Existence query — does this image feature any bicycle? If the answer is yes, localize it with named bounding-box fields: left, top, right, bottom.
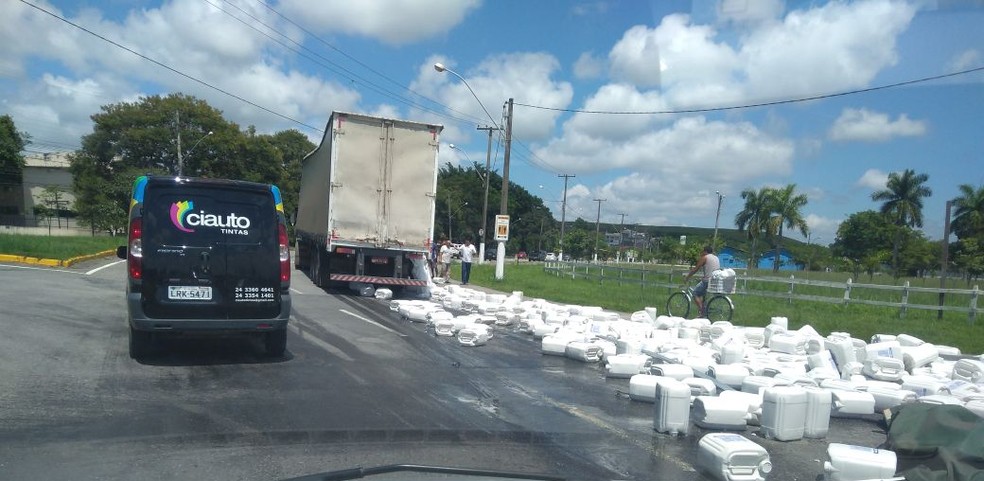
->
left=665, top=280, right=735, bottom=322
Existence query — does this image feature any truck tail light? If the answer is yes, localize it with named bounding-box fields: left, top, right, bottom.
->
left=279, top=223, right=290, bottom=283
left=127, top=218, right=143, bottom=280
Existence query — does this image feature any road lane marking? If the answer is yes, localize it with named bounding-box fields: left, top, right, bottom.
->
left=0, top=264, right=84, bottom=274
left=339, top=308, right=407, bottom=337
left=85, top=259, right=125, bottom=275
left=290, top=287, right=305, bottom=294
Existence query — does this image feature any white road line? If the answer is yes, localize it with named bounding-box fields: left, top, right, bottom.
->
left=290, top=287, right=305, bottom=295
left=85, top=259, right=125, bottom=275
left=0, top=264, right=83, bottom=275
left=339, top=308, right=407, bottom=337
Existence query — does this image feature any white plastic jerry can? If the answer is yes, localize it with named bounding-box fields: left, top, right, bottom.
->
left=565, top=340, right=604, bottom=363
left=760, top=386, right=808, bottom=441
left=629, top=374, right=671, bottom=403
left=651, top=363, right=694, bottom=381
left=901, top=375, right=951, bottom=397
left=867, top=387, right=918, bottom=412
left=697, top=433, right=772, bottom=481
left=862, top=357, right=906, bottom=382
left=901, top=343, right=940, bottom=373
left=742, top=375, right=782, bottom=395
left=653, top=378, right=691, bottom=435
left=693, top=396, right=749, bottom=430
left=684, top=377, right=719, bottom=398
left=803, top=387, right=832, bottom=439
left=710, top=364, right=752, bottom=390
left=823, top=443, right=897, bottom=481
left=952, top=359, right=984, bottom=383
left=605, top=353, right=652, bottom=378
left=829, top=390, right=876, bottom=418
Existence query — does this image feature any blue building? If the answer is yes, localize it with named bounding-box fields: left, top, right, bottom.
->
left=756, top=248, right=800, bottom=271
left=717, top=246, right=748, bottom=269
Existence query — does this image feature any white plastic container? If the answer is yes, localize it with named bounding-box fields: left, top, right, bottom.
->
left=565, top=341, right=604, bottom=362
left=896, top=333, right=925, bottom=346
left=654, top=378, right=691, bottom=435
left=760, top=386, right=808, bottom=441
left=819, top=379, right=859, bottom=392
left=902, top=375, right=951, bottom=397
left=866, top=341, right=903, bottom=361
left=770, top=316, right=788, bottom=329
left=457, top=324, right=492, bottom=346
left=870, top=334, right=897, bottom=343
left=720, top=390, right=765, bottom=414
left=806, top=367, right=840, bottom=382
left=862, top=357, right=905, bottom=381
left=742, top=327, right=766, bottom=349
left=867, top=387, right=917, bottom=411
left=808, top=350, right=838, bottom=371
left=965, top=399, right=984, bottom=418
left=651, top=363, right=694, bottom=381
left=952, top=359, right=984, bottom=383
left=629, top=374, right=671, bottom=403
left=742, top=376, right=782, bottom=395
left=803, top=387, right=832, bottom=439
left=605, top=354, right=652, bottom=378
left=697, top=433, right=772, bottom=481
left=824, top=335, right=858, bottom=369
left=768, top=332, right=807, bottom=355
left=901, top=343, right=939, bottom=372
left=684, top=377, right=718, bottom=398
left=433, top=318, right=457, bottom=337
left=917, top=394, right=964, bottom=405
left=711, top=364, right=752, bottom=390
left=839, top=361, right=865, bottom=379
left=693, top=396, right=749, bottom=431
left=710, top=364, right=751, bottom=389
left=763, top=324, right=786, bottom=347
left=935, top=345, right=962, bottom=356
left=541, top=334, right=573, bottom=356
left=823, top=444, right=897, bottom=481
left=830, top=390, right=876, bottom=417
left=946, top=380, right=984, bottom=401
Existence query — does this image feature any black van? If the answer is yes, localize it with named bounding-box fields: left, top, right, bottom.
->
left=117, top=176, right=292, bottom=358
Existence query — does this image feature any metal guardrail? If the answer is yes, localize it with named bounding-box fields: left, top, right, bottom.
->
left=542, top=260, right=980, bottom=322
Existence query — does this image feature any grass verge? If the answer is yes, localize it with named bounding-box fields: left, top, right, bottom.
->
left=0, top=233, right=122, bottom=260
left=468, top=262, right=984, bottom=355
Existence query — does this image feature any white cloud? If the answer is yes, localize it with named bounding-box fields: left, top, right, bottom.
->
left=829, top=108, right=927, bottom=142
left=803, top=214, right=839, bottom=245
left=857, top=169, right=889, bottom=189
left=410, top=53, right=573, bottom=142
left=573, top=52, right=605, bottom=80
left=562, top=84, right=667, bottom=140
left=948, top=48, right=982, bottom=72
left=718, top=0, right=784, bottom=26
left=278, top=0, right=479, bottom=45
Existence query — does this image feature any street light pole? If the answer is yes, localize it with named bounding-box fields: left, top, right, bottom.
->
left=593, top=198, right=605, bottom=263
left=476, top=125, right=500, bottom=264
left=558, top=174, right=575, bottom=260
left=433, top=63, right=511, bottom=279
left=713, top=191, right=724, bottom=249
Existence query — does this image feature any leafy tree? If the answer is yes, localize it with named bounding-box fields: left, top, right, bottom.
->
left=952, top=183, right=984, bottom=242
left=871, top=169, right=932, bottom=277
left=952, top=238, right=984, bottom=281
left=0, top=115, right=28, bottom=187
left=766, top=184, right=809, bottom=272
left=734, top=186, right=775, bottom=272
left=267, top=129, right=315, bottom=224
left=832, top=210, right=895, bottom=279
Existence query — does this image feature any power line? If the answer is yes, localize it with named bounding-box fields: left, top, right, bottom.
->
left=514, top=66, right=984, bottom=115
left=19, top=0, right=323, bottom=133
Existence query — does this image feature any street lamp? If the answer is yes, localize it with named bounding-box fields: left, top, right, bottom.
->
left=712, top=191, right=724, bottom=249
left=177, top=130, right=213, bottom=177
left=435, top=62, right=512, bottom=280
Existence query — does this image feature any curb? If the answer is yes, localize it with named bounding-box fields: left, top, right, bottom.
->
left=0, top=249, right=116, bottom=268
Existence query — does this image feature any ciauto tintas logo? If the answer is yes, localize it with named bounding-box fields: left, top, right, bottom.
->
left=170, top=200, right=195, bottom=233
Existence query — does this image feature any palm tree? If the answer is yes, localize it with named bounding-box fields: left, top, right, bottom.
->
left=952, top=183, right=984, bottom=241
left=871, top=169, right=932, bottom=277
left=767, top=184, right=809, bottom=272
left=734, top=187, right=775, bottom=271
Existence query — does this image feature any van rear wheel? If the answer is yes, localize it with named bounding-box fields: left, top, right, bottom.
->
left=265, top=329, right=287, bottom=357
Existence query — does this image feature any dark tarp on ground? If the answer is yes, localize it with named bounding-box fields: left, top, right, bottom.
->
left=883, top=403, right=984, bottom=481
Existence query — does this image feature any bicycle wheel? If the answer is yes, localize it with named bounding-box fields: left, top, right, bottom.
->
left=666, top=291, right=691, bottom=318
left=705, top=295, right=734, bottom=323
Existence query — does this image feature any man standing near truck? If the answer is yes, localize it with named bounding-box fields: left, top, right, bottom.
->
left=438, top=239, right=453, bottom=282
left=459, top=237, right=477, bottom=285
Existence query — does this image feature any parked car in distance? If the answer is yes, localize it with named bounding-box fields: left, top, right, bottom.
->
left=517, top=251, right=527, bottom=260
left=527, top=250, right=546, bottom=261
left=544, top=253, right=557, bottom=261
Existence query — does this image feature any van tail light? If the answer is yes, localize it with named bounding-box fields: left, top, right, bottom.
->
left=279, top=223, right=290, bottom=284
left=127, top=218, right=143, bottom=280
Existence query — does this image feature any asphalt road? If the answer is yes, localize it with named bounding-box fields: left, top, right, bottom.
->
left=0, top=258, right=888, bottom=481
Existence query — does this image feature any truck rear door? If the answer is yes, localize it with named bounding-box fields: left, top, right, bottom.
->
left=141, top=181, right=281, bottom=320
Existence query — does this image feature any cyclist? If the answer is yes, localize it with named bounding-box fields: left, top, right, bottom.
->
left=684, top=245, right=720, bottom=317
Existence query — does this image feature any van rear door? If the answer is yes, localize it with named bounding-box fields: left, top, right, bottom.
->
left=141, top=180, right=281, bottom=321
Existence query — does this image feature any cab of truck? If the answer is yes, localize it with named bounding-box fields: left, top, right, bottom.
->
left=117, top=175, right=292, bottom=359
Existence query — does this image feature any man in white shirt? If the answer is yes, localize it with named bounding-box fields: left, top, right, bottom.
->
left=685, top=245, right=721, bottom=317
left=459, top=237, right=478, bottom=285
left=438, top=239, right=453, bottom=281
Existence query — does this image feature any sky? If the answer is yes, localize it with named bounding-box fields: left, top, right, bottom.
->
left=2, top=0, right=983, bottom=246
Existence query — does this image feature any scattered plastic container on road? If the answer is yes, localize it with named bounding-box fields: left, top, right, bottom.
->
left=697, top=433, right=772, bottom=481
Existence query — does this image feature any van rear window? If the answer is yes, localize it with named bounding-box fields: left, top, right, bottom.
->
left=144, top=186, right=277, bottom=246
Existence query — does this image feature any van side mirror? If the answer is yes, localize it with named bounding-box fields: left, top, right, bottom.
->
left=117, top=246, right=127, bottom=259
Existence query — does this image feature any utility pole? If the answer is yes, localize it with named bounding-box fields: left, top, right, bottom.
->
left=713, top=191, right=724, bottom=249
left=939, top=200, right=953, bottom=320
left=175, top=111, right=183, bottom=176
left=476, top=125, right=500, bottom=264
left=558, top=174, right=575, bottom=260
left=617, top=213, right=627, bottom=263
left=593, top=198, right=606, bottom=262
left=495, top=98, right=513, bottom=280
